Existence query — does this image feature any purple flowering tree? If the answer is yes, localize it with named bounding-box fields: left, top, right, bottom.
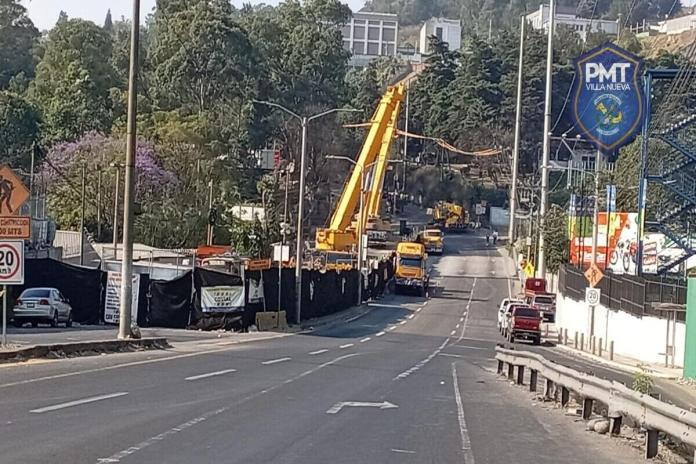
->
left=41, top=132, right=177, bottom=242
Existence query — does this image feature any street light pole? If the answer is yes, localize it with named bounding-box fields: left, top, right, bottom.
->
left=537, top=0, right=556, bottom=277
left=252, top=101, right=359, bottom=325
left=118, top=0, right=140, bottom=340
left=112, top=164, right=120, bottom=259
left=79, top=165, right=86, bottom=266
left=509, top=15, right=525, bottom=244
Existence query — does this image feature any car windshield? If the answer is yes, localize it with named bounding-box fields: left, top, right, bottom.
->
left=21, top=289, right=50, bottom=298
left=534, top=296, right=555, bottom=305
left=424, top=231, right=442, bottom=238
left=400, top=258, right=422, bottom=267
left=514, top=307, right=540, bottom=318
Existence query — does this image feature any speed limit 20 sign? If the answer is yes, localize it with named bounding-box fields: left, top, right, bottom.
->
left=585, top=287, right=601, bottom=306
left=0, top=240, right=24, bottom=285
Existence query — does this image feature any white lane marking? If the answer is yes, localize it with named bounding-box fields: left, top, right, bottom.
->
left=450, top=330, right=456, bottom=336
left=309, top=349, right=329, bottom=355
left=340, top=344, right=354, bottom=349
left=185, top=369, right=236, bottom=381
left=415, top=308, right=422, bottom=313
left=97, top=354, right=361, bottom=463
left=457, top=277, right=477, bottom=343
left=391, top=449, right=416, bottom=454
left=376, top=331, right=386, bottom=337
left=262, top=357, right=291, bottom=365
left=387, top=326, right=397, bottom=332
left=455, top=324, right=460, bottom=329
left=459, top=317, right=465, bottom=322
left=360, top=337, right=371, bottom=343
left=439, top=353, right=465, bottom=358
left=326, top=401, right=398, bottom=414
left=399, top=320, right=407, bottom=325
left=407, top=314, right=415, bottom=320
left=452, top=363, right=475, bottom=463
left=393, top=338, right=450, bottom=380
left=31, top=392, right=129, bottom=414
left=0, top=333, right=293, bottom=389
left=423, top=301, right=429, bottom=306
left=449, top=345, right=488, bottom=351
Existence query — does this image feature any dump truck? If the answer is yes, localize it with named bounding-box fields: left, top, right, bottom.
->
left=433, top=201, right=469, bottom=232
left=416, top=228, right=444, bottom=255
left=394, top=242, right=428, bottom=296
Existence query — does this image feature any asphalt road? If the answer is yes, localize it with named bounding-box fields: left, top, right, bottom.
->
left=0, top=234, right=646, bottom=463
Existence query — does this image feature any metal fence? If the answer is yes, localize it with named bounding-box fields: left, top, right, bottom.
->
left=559, top=264, right=686, bottom=321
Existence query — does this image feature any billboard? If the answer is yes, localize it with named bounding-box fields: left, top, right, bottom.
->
left=571, top=43, right=644, bottom=153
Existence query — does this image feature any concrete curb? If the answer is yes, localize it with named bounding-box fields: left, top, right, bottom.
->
left=554, top=343, right=680, bottom=380
left=0, top=337, right=170, bottom=364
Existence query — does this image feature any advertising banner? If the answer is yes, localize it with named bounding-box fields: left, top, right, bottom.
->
left=571, top=43, right=644, bottom=153
left=104, top=271, right=140, bottom=324
left=201, top=286, right=245, bottom=313
left=569, top=212, right=639, bottom=274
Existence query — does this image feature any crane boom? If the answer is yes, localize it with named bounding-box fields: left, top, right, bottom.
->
left=316, top=84, right=405, bottom=252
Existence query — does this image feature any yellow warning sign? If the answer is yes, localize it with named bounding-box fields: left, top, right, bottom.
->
left=0, top=165, right=30, bottom=216
left=584, top=262, right=604, bottom=287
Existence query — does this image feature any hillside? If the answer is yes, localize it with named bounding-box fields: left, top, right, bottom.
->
left=641, top=29, right=696, bottom=59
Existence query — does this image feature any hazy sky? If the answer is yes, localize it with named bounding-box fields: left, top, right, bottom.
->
left=21, top=0, right=367, bottom=31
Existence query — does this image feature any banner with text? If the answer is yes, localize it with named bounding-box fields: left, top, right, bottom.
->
left=104, top=271, right=140, bottom=324
left=201, top=286, right=245, bottom=313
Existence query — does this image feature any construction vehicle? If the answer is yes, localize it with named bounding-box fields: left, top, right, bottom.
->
left=432, top=201, right=469, bottom=233
left=315, top=84, right=406, bottom=253
left=394, top=242, right=428, bottom=296
left=416, top=228, right=444, bottom=255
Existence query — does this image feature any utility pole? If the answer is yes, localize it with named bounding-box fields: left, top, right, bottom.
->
left=590, top=150, right=601, bottom=338
left=403, top=84, right=410, bottom=192
left=536, top=0, right=555, bottom=277
left=206, top=180, right=214, bottom=246
left=79, top=165, right=86, bottom=266
left=295, top=117, right=308, bottom=326
left=97, top=167, right=102, bottom=241
left=29, top=143, right=36, bottom=218
left=112, top=165, right=120, bottom=258
left=118, top=0, right=140, bottom=340
left=509, top=15, right=525, bottom=243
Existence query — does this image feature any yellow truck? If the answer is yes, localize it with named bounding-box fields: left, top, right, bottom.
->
left=417, top=229, right=444, bottom=255
left=394, top=242, right=429, bottom=296
left=433, top=201, right=469, bottom=232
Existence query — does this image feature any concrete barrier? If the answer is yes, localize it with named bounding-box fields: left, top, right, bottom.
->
left=256, top=311, right=288, bottom=331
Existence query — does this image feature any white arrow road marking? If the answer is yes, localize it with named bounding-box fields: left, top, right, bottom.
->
left=326, top=401, right=398, bottom=414
left=262, top=357, right=291, bottom=365
left=185, top=369, right=236, bottom=381
left=31, top=392, right=129, bottom=414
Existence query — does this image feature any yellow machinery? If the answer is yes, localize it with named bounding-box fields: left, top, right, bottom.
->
left=433, top=201, right=469, bottom=232
left=394, top=242, right=428, bottom=296
left=316, top=84, right=406, bottom=251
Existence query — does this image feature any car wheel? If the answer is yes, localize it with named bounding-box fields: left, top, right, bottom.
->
left=65, top=312, right=73, bottom=328
left=50, top=311, right=59, bottom=328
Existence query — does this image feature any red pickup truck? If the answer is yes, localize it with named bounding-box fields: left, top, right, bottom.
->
left=506, top=306, right=542, bottom=345
left=523, top=277, right=556, bottom=322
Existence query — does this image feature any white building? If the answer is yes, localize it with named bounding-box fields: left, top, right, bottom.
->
left=341, top=11, right=399, bottom=67
left=656, top=13, right=696, bottom=35
left=419, top=17, right=462, bottom=54
left=526, top=5, right=619, bottom=41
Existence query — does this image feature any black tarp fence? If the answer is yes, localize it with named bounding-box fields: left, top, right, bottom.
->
left=12, top=257, right=395, bottom=330
left=148, top=271, right=192, bottom=329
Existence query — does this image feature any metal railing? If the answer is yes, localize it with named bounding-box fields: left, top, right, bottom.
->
left=495, top=347, right=696, bottom=460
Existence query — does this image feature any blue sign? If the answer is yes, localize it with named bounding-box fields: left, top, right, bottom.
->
left=606, top=184, right=616, bottom=212
left=571, top=43, right=644, bottom=153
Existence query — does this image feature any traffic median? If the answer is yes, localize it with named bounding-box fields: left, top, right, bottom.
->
left=0, top=337, right=169, bottom=364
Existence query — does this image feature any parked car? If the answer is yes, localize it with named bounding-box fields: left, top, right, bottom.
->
left=500, top=303, right=530, bottom=337
left=497, top=298, right=523, bottom=333
left=506, top=306, right=542, bottom=345
left=12, top=288, right=73, bottom=328
left=529, top=293, right=556, bottom=322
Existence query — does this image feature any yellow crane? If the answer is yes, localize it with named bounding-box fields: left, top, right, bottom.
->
left=315, top=84, right=406, bottom=251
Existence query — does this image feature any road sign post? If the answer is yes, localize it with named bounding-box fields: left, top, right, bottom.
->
left=0, top=240, right=24, bottom=346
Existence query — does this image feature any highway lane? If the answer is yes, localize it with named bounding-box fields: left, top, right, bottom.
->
left=0, top=234, right=645, bottom=463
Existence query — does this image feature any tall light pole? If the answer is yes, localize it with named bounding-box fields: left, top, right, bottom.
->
left=79, top=165, right=86, bottom=266
left=252, top=101, right=359, bottom=324
left=509, top=15, right=525, bottom=244
left=110, top=162, right=123, bottom=259
left=118, top=0, right=140, bottom=340
left=537, top=0, right=556, bottom=277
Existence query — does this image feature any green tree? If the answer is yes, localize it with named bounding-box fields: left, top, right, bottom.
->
left=0, top=91, right=40, bottom=169
left=29, top=19, right=116, bottom=143
left=0, top=0, right=39, bottom=90
left=541, top=204, right=569, bottom=273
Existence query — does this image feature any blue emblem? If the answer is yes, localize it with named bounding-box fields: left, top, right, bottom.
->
left=571, top=43, right=645, bottom=153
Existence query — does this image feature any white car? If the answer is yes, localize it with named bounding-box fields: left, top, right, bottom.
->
left=498, top=298, right=523, bottom=333
left=12, top=287, right=74, bottom=328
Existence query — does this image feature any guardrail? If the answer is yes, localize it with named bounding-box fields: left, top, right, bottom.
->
left=495, top=346, right=696, bottom=460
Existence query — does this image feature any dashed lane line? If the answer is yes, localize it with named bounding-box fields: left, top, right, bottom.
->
left=31, top=392, right=129, bottom=414
left=261, top=357, right=291, bottom=365
left=340, top=344, right=354, bottom=349
left=309, top=349, right=329, bottom=355
left=185, top=369, right=236, bottom=381
left=360, top=337, right=371, bottom=343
